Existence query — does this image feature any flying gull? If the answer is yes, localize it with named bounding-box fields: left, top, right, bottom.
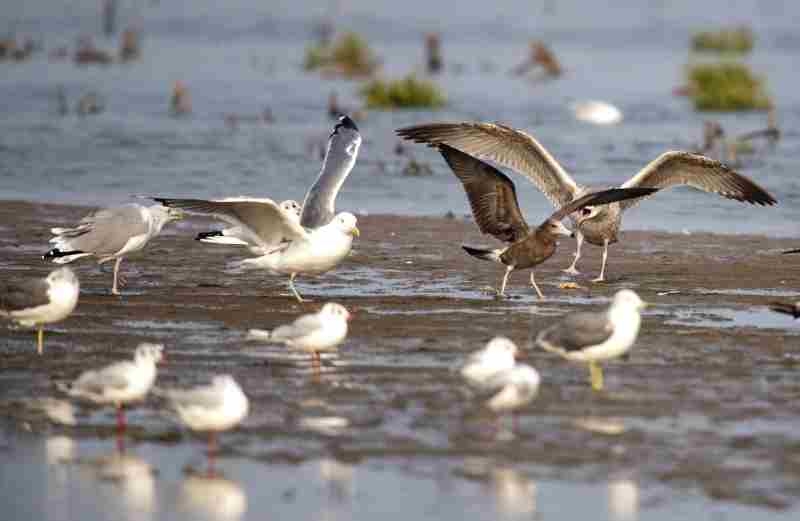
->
left=156, top=375, right=249, bottom=470
left=0, top=267, right=79, bottom=355
left=44, top=203, right=185, bottom=295
left=435, top=145, right=657, bottom=298
left=59, top=343, right=164, bottom=431
left=396, top=121, right=777, bottom=281
left=156, top=116, right=362, bottom=302
left=247, top=302, right=350, bottom=371
left=195, top=199, right=301, bottom=253
left=535, top=289, right=647, bottom=391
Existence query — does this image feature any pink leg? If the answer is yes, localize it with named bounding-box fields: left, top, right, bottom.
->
left=116, top=404, right=126, bottom=432
left=207, top=431, right=218, bottom=476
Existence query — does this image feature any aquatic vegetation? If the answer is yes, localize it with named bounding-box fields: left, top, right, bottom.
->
left=691, top=26, right=754, bottom=54
left=687, top=62, right=772, bottom=111
left=304, top=32, right=379, bottom=78
left=360, top=75, right=446, bottom=109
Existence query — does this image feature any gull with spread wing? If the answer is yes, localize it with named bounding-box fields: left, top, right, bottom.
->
left=397, top=122, right=777, bottom=282
left=433, top=145, right=657, bottom=298
left=156, top=116, right=361, bottom=302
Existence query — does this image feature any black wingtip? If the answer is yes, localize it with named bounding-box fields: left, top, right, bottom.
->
left=769, top=302, right=800, bottom=319
left=42, top=248, right=83, bottom=261
left=782, top=248, right=800, bottom=255
left=196, top=230, right=223, bottom=241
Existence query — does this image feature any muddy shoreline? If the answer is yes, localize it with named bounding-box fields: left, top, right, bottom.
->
left=2, top=199, right=800, bottom=515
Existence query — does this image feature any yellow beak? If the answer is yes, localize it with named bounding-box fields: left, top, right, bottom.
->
left=351, top=227, right=360, bottom=238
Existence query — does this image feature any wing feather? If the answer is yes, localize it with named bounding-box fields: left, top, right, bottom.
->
left=537, top=311, right=614, bottom=353
left=547, top=187, right=659, bottom=222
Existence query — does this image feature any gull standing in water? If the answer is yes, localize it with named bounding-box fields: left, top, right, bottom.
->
left=156, top=375, right=248, bottom=472
left=247, top=302, right=350, bottom=371
left=397, top=122, right=777, bottom=281
left=535, top=289, right=647, bottom=391
left=44, top=203, right=185, bottom=295
left=432, top=145, right=656, bottom=298
left=0, top=267, right=79, bottom=355
left=156, top=116, right=361, bottom=302
left=59, top=343, right=164, bottom=431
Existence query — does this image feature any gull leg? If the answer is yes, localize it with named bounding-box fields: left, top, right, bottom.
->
left=530, top=271, right=545, bottom=300
left=37, top=326, right=44, bottom=355
left=207, top=431, right=217, bottom=476
left=289, top=273, right=305, bottom=303
left=591, top=240, right=609, bottom=283
left=116, top=404, right=126, bottom=433
left=563, top=231, right=583, bottom=275
left=111, top=258, right=123, bottom=295
left=498, top=266, right=513, bottom=297
left=589, top=362, right=604, bottom=391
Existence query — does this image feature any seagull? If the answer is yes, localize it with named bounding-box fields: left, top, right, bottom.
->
left=195, top=199, right=301, bottom=254
left=770, top=301, right=799, bottom=319
left=434, top=145, right=657, bottom=298
left=535, top=289, right=647, bottom=391
left=247, top=302, right=350, bottom=370
left=156, top=375, right=249, bottom=470
left=43, top=203, right=185, bottom=295
left=0, top=267, right=79, bottom=355
left=156, top=115, right=362, bottom=302
left=396, top=121, right=777, bottom=281
left=59, top=343, right=164, bottom=431
left=458, top=336, right=521, bottom=388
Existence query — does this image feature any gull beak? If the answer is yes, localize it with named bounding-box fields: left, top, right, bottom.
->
left=351, top=227, right=360, bottom=238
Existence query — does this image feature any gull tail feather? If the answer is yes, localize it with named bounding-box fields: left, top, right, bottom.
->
left=462, top=244, right=503, bottom=263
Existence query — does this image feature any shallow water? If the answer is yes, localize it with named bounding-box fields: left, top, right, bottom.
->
left=1, top=0, right=800, bottom=236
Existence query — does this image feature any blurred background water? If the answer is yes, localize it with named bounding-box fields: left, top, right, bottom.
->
left=1, top=0, right=798, bottom=236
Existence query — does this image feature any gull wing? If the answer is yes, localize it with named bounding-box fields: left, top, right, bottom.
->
left=546, top=187, right=659, bottom=222
left=154, top=198, right=308, bottom=250
left=537, top=311, right=614, bottom=353
left=73, top=362, right=133, bottom=394
left=162, top=384, right=225, bottom=410
left=619, top=151, right=777, bottom=210
left=439, top=145, right=530, bottom=243
left=300, top=116, right=362, bottom=229
left=51, top=204, right=150, bottom=256
left=0, top=277, right=51, bottom=312
left=396, top=121, right=579, bottom=207
left=270, top=313, right=326, bottom=342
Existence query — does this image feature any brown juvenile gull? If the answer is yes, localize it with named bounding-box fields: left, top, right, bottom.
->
left=44, top=203, right=185, bottom=295
left=396, top=121, right=777, bottom=281
left=0, top=267, right=79, bottom=355
left=435, top=145, right=657, bottom=298
left=156, top=116, right=362, bottom=302
left=535, top=289, right=647, bottom=391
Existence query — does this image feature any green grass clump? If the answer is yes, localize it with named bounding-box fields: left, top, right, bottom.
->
left=691, top=26, right=754, bottom=54
left=360, top=75, right=446, bottom=109
left=688, top=62, right=771, bottom=111
left=304, top=32, right=378, bottom=78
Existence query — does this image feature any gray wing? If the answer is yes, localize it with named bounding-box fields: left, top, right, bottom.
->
left=396, top=121, right=579, bottom=207
left=300, top=116, right=362, bottom=229
left=619, top=151, right=777, bottom=210
left=537, top=311, right=614, bottom=352
left=547, top=187, right=659, bottom=222
left=0, top=277, right=51, bottom=312
left=163, top=385, right=225, bottom=409
left=154, top=198, right=307, bottom=249
left=73, top=363, right=132, bottom=393
left=52, top=204, right=149, bottom=256
left=271, top=313, right=326, bottom=341
left=439, top=145, right=530, bottom=243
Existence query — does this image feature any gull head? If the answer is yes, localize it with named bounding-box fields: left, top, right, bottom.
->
left=134, top=343, right=165, bottom=365
left=320, top=302, right=351, bottom=322
left=279, top=199, right=302, bottom=217
left=484, top=336, right=521, bottom=361
left=543, top=219, right=573, bottom=237
left=150, top=204, right=185, bottom=226
left=611, top=289, right=647, bottom=312
left=333, top=212, right=360, bottom=238
left=48, top=267, right=78, bottom=287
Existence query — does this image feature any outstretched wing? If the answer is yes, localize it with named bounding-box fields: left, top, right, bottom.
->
left=619, top=151, right=777, bottom=210
left=154, top=197, right=308, bottom=250
left=547, top=187, right=659, bottom=222
left=300, top=116, right=362, bottom=229
left=439, top=145, right=530, bottom=243
left=396, top=121, right=579, bottom=207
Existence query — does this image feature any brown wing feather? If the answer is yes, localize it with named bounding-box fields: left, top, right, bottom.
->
left=547, top=188, right=659, bottom=222
left=396, top=122, right=579, bottom=207
left=620, top=151, right=777, bottom=210
left=439, top=145, right=530, bottom=243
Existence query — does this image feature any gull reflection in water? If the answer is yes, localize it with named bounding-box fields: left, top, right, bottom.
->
left=609, top=478, right=639, bottom=521
left=46, top=435, right=76, bottom=465
left=179, top=475, right=247, bottom=521
left=490, top=467, right=537, bottom=517
left=81, top=452, right=156, bottom=520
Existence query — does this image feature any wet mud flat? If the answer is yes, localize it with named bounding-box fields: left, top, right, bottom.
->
left=1, top=200, right=800, bottom=520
